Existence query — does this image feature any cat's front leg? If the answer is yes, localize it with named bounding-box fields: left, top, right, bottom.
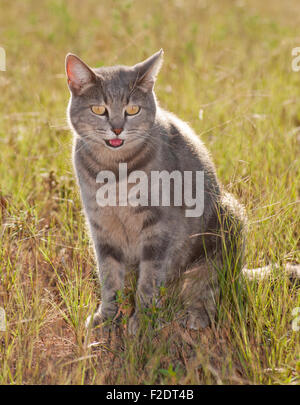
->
left=86, top=241, right=125, bottom=329
left=128, top=239, right=168, bottom=335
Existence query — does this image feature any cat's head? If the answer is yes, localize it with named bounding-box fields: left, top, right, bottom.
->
left=66, top=50, right=163, bottom=151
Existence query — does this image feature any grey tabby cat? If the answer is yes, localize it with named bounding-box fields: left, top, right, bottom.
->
left=65, top=50, right=247, bottom=334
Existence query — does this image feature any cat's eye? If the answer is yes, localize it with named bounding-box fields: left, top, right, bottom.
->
left=91, top=105, right=106, bottom=115
left=125, top=105, right=140, bottom=116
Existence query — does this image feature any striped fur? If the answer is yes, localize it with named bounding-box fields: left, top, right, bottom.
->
left=66, top=51, right=247, bottom=334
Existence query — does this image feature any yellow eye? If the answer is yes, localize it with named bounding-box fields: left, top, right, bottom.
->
left=91, top=105, right=106, bottom=115
left=125, top=105, right=140, bottom=115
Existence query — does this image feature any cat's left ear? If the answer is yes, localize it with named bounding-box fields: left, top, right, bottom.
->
left=65, top=53, right=96, bottom=95
left=133, top=49, right=164, bottom=92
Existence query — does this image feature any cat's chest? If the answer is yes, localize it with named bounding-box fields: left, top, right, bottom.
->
left=91, top=205, right=145, bottom=266
left=100, top=205, right=143, bottom=234
left=74, top=144, right=152, bottom=259
left=79, top=176, right=145, bottom=246
left=80, top=178, right=143, bottom=230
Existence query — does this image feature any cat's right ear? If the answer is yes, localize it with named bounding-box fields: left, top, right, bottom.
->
left=65, top=54, right=96, bottom=95
left=133, top=49, right=164, bottom=92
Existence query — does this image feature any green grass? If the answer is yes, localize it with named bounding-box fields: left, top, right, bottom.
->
left=0, top=0, right=299, bottom=384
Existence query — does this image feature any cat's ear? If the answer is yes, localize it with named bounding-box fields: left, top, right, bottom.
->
left=65, top=53, right=96, bottom=95
left=133, top=49, right=164, bottom=92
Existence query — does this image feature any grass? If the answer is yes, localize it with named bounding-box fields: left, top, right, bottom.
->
left=0, top=0, right=299, bottom=384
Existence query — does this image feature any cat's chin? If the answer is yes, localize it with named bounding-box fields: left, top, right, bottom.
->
left=104, top=139, right=125, bottom=149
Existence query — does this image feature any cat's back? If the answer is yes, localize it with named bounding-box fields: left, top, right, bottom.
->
left=154, top=108, right=220, bottom=191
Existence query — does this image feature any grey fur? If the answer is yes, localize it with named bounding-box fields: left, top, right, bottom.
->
left=66, top=50, right=246, bottom=334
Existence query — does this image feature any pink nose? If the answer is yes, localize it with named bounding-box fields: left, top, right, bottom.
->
left=113, top=128, right=123, bottom=135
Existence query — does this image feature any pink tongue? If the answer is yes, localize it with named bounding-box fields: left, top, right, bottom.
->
left=109, top=139, right=123, bottom=147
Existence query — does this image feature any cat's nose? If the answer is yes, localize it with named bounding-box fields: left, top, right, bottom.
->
left=112, top=128, right=123, bottom=135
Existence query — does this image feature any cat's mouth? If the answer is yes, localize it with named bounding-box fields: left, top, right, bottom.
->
left=105, top=139, right=124, bottom=148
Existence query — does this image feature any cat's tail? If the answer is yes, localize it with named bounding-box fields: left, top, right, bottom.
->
left=242, top=263, right=300, bottom=281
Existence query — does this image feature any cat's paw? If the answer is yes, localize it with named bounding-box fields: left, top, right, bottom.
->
left=127, top=312, right=140, bottom=336
left=85, top=311, right=109, bottom=330
left=181, top=308, right=211, bottom=331
left=85, top=312, right=102, bottom=329
left=85, top=305, right=118, bottom=330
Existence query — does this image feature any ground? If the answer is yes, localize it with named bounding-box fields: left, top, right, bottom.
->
left=0, top=0, right=299, bottom=384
